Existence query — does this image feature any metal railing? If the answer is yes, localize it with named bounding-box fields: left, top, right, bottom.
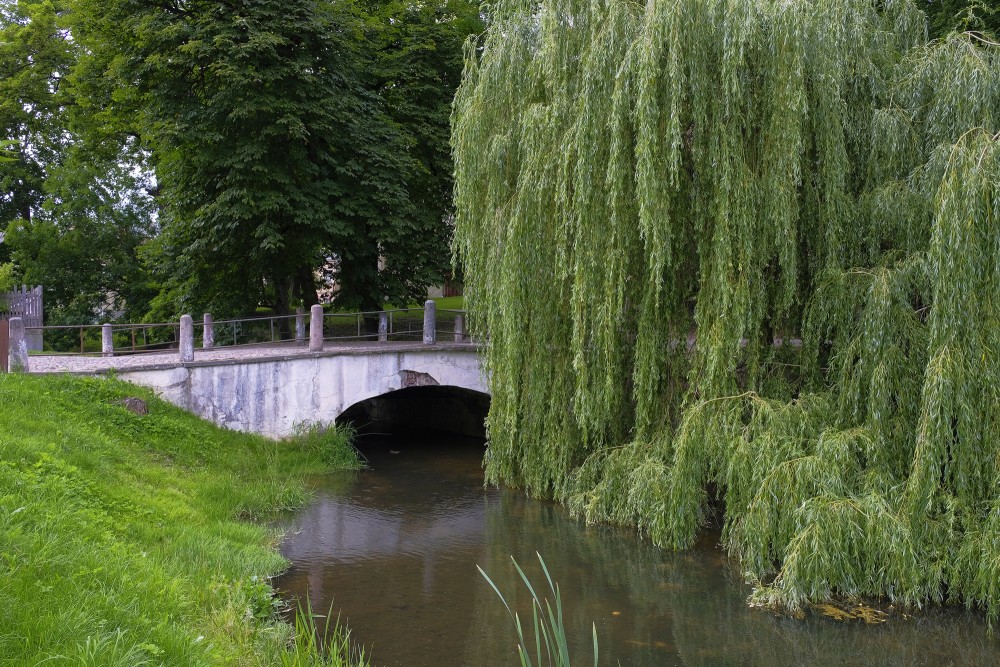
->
left=5, top=302, right=475, bottom=368
left=439, top=309, right=476, bottom=343
left=23, top=322, right=181, bottom=356
left=318, top=307, right=476, bottom=344
left=204, top=313, right=305, bottom=349
left=319, top=308, right=425, bottom=342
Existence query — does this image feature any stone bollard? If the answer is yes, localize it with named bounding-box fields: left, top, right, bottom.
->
left=423, top=300, right=436, bottom=345
left=0, top=320, right=7, bottom=373
left=454, top=313, right=465, bottom=343
left=295, top=307, right=306, bottom=345
left=102, top=324, right=114, bottom=357
left=309, top=304, right=324, bottom=351
left=179, top=314, right=194, bottom=363
left=378, top=311, right=388, bottom=343
left=203, top=313, right=214, bottom=349
left=8, top=317, right=28, bottom=373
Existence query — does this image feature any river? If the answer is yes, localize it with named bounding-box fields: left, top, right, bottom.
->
left=276, top=429, right=1000, bottom=666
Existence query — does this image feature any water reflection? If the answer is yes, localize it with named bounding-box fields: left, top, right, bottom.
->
left=276, top=432, right=1000, bottom=667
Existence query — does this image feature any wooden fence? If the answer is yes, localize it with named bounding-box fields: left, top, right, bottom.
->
left=1, top=285, right=43, bottom=351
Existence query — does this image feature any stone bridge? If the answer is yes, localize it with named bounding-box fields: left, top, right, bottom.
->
left=111, top=344, right=488, bottom=438
left=21, top=341, right=486, bottom=439
left=7, top=304, right=490, bottom=438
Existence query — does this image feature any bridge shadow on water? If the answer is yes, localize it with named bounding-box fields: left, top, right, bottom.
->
left=278, top=387, right=497, bottom=667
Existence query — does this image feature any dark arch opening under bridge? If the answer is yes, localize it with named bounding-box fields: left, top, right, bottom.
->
left=337, top=385, right=490, bottom=440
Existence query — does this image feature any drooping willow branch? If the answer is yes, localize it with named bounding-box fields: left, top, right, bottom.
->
left=453, top=0, right=1000, bottom=621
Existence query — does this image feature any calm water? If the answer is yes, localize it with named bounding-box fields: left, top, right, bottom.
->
left=276, top=430, right=1000, bottom=667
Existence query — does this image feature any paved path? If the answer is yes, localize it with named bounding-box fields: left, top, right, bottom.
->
left=27, top=340, right=480, bottom=374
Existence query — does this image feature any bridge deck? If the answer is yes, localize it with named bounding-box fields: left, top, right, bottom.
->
left=27, top=341, right=480, bottom=375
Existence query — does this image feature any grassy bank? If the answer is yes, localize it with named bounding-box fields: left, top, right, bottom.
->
left=0, top=373, right=366, bottom=666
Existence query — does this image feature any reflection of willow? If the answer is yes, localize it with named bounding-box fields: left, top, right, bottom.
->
left=662, top=557, right=999, bottom=667
left=469, top=489, right=999, bottom=666
left=470, top=489, right=680, bottom=666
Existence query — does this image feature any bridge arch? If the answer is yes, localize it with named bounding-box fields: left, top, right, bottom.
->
left=338, top=385, right=490, bottom=439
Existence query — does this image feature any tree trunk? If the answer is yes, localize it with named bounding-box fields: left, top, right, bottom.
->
left=297, top=264, right=320, bottom=307
left=273, top=273, right=293, bottom=338
left=337, top=235, right=381, bottom=335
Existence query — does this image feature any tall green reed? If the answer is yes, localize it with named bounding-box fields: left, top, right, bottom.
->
left=478, top=553, right=598, bottom=667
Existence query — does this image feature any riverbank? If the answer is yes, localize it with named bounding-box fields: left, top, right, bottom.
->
left=0, top=373, right=367, bottom=665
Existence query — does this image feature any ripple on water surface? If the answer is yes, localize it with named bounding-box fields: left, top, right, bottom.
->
left=276, top=431, right=1000, bottom=667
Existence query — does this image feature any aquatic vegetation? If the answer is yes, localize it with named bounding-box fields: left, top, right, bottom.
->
left=281, top=600, right=370, bottom=667
left=453, top=0, right=1000, bottom=619
left=478, top=553, right=599, bottom=667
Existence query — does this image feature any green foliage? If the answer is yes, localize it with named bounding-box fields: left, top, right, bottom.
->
left=0, top=262, right=15, bottom=293
left=0, top=140, right=16, bottom=164
left=281, top=600, right=370, bottom=667
left=4, top=154, right=158, bottom=323
left=0, top=0, right=72, bottom=231
left=3, top=0, right=480, bottom=322
left=924, top=0, right=1000, bottom=39
left=73, top=0, right=379, bottom=315
left=453, top=0, right=1000, bottom=620
left=0, top=374, right=365, bottom=665
left=69, top=0, right=481, bottom=318
left=478, top=553, right=598, bottom=667
left=359, top=0, right=484, bottom=309
left=0, top=1, right=158, bottom=323
left=292, top=422, right=365, bottom=470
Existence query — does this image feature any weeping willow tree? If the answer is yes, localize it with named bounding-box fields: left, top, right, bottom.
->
left=452, top=0, right=1000, bottom=619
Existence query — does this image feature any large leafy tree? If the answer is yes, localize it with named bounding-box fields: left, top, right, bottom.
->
left=4, top=148, right=158, bottom=323
left=0, top=0, right=73, bottom=240
left=74, top=0, right=477, bottom=318
left=453, top=0, right=1000, bottom=620
left=0, top=1, right=157, bottom=323
left=3, top=0, right=482, bottom=321
left=362, top=0, right=485, bottom=301
left=75, top=0, right=379, bottom=316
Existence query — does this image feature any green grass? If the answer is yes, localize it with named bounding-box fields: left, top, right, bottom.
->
left=321, top=295, right=465, bottom=314
left=0, top=373, right=368, bottom=666
left=431, top=295, right=464, bottom=311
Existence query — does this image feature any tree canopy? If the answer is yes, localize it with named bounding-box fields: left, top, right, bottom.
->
left=452, top=0, right=1000, bottom=619
left=0, top=0, right=156, bottom=323
left=1, top=0, right=483, bottom=321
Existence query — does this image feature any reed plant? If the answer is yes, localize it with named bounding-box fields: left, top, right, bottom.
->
left=478, top=553, right=598, bottom=667
left=281, top=600, right=369, bottom=667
